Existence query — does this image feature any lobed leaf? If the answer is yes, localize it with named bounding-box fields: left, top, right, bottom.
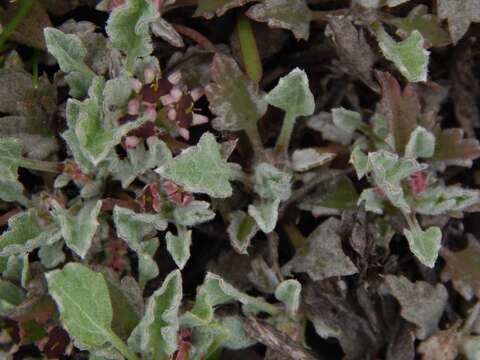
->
left=248, top=198, right=280, bottom=234
left=165, top=228, right=192, bottom=269
left=404, top=226, right=441, bottom=268
left=227, top=211, right=258, bottom=254
left=274, top=279, right=301, bottom=317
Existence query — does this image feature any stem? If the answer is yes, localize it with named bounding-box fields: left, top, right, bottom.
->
left=245, top=125, right=264, bottom=160
left=282, top=223, right=306, bottom=250
left=18, top=158, right=64, bottom=173
left=108, top=330, right=139, bottom=360
left=236, top=14, right=263, bottom=83
left=310, top=9, right=348, bottom=22
left=171, top=23, right=218, bottom=52
left=0, top=0, right=35, bottom=51
left=274, top=112, right=296, bottom=159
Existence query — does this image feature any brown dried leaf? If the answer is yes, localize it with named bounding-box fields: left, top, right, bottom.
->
left=245, top=0, right=312, bottom=41
left=382, top=275, right=448, bottom=340
left=437, top=0, right=480, bottom=44
left=386, top=321, right=416, bottom=360
left=0, top=1, right=51, bottom=49
left=417, top=324, right=460, bottom=360
left=194, top=0, right=256, bottom=19
left=244, top=316, right=317, bottom=360
left=441, top=237, right=480, bottom=300
left=327, top=17, right=378, bottom=91
left=433, top=128, right=480, bottom=169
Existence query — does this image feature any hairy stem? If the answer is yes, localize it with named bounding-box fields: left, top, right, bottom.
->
left=19, top=158, right=64, bottom=173
left=172, top=23, right=218, bottom=52
left=236, top=14, right=263, bottom=83
left=274, top=112, right=296, bottom=159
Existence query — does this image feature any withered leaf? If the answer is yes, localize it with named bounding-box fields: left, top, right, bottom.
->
left=441, top=237, right=480, bottom=300
left=437, top=0, right=480, bottom=44
left=382, top=275, right=448, bottom=340
left=417, top=323, right=460, bottom=360
left=246, top=0, right=312, bottom=41
left=433, top=128, right=480, bottom=169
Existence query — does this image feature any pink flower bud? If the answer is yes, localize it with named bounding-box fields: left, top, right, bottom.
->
left=130, top=78, right=143, bottom=93
left=127, top=99, right=140, bottom=115
left=160, top=94, right=176, bottom=106
left=190, top=87, right=205, bottom=102
left=170, top=87, right=183, bottom=102
left=409, top=171, right=428, bottom=195
left=192, top=113, right=209, bottom=125
left=167, top=108, right=177, bottom=121
left=167, top=71, right=182, bottom=85
left=178, top=128, right=190, bottom=140
left=124, top=136, right=140, bottom=149
left=144, top=106, right=158, bottom=120
left=144, top=67, right=156, bottom=84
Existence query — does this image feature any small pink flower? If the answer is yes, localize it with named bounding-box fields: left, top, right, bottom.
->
left=373, top=187, right=385, bottom=197
left=124, top=136, right=140, bottom=149
left=127, top=99, right=140, bottom=115
left=409, top=171, right=428, bottom=195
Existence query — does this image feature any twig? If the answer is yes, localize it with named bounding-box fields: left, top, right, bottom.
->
left=171, top=23, right=218, bottom=53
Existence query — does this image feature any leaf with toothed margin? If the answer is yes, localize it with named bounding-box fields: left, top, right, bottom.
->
left=412, top=186, right=480, bottom=216
left=46, top=264, right=116, bottom=350
left=128, top=270, right=182, bottom=360
left=106, top=0, right=159, bottom=63
left=376, top=27, right=430, bottom=83
left=404, top=226, right=441, bottom=268
left=0, top=138, right=28, bottom=205
left=275, top=280, right=301, bottom=317
left=248, top=198, right=280, bottom=234
left=246, top=0, right=312, bottom=41
left=433, top=128, right=480, bottom=169
left=51, top=200, right=102, bottom=259
left=166, top=227, right=192, bottom=269
left=358, top=188, right=385, bottom=214
left=227, top=210, right=258, bottom=255
left=253, top=162, right=292, bottom=201
left=207, top=53, right=268, bottom=132
left=172, top=200, right=216, bottom=227
left=157, top=132, right=237, bottom=198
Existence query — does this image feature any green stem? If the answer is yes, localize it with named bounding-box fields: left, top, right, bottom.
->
left=108, top=330, right=139, bottom=360
left=0, top=0, right=35, bottom=51
left=274, top=112, right=296, bottom=159
left=236, top=14, right=263, bottom=83
left=245, top=125, right=264, bottom=160
left=18, top=158, right=63, bottom=173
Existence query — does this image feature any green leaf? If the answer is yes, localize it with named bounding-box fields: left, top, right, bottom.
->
left=157, top=132, right=236, bottom=198
left=405, top=126, right=435, bottom=159
left=248, top=198, right=280, bottom=234
left=275, top=279, right=301, bottom=317
left=172, top=200, right=216, bottom=227
left=106, top=0, right=159, bottom=64
left=253, top=163, right=292, bottom=201
left=358, top=188, right=384, bottom=214
left=245, top=0, right=312, bottom=41
left=194, top=0, right=256, bottom=19
left=404, top=226, right=441, bottom=268
left=438, top=0, right=480, bottom=44
left=113, top=207, right=167, bottom=288
left=299, top=176, right=359, bottom=216
left=266, top=68, right=315, bottom=119
left=350, top=146, right=370, bottom=179
left=44, top=28, right=95, bottom=97
left=103, top=73, right=133, bottom=112
left=376, top=27, right=429, bottom=82
left=207, top=53, right=267, bottom=132
left=391, top=5, right=451, bottom=47
left=165, top=227, right=192, bottom=269
left=110, top=137, right=172, bottom=188
left=219, top=316, right=256, bottom=350
left=291, top=148, right=335, bottom=172
left=51, top=200, right=102, bottom=258
left=413, top=186, right=479, bottom=216
left=0, top=137, right=27, bottom=204
left=38, top=241, right=65, bottom=269
left=0, top=279, right=25, bottom=315
left=128, top=270, right=182, bottom=360
left=368, top=150, right=426, bottom=212
left=332, top=107, right=365, bottom=137
left=46, top=264, right=136, bottom=360
left=282, top=218, right=358, bottom=281
left=227, top=211, right=258, bottom=254
left=0, top=209, right=59, bottom=257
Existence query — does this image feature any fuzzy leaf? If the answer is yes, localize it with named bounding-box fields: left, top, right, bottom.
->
left=194, top=0, right=256, bottom=19
left=391, top=5, right=451, bottom=47
left=404, top=226, right=441, bottom=268
left=350, top=146, right=370, bottom=179
left=0, top=279, right=25, bottom=315
left=52, top=201, right=102, bottom=258
left=382, top=275, right=448, bottom=339
left=128, top=270, right=182, bottom=360
left=282, top=218, right=358, bottom=281
left=39, top=241, right=66, bottom=269
left=433, top=128, right=480, bottom=168
left=413, top=186, right=479, bottom=216
left=227, top=211, right=258, bottom=254
left=376, top=27, right=429, bottom=82
left=103, top=73, right=133, bottom=112
left=275, top=279, right=301, bottom=317
left=0, top=210, right=59, bottom=257
left=219, top=316, right=256, bottom=350
left=166, top=228, right=192, bottom=269
left=110, top=137, right=172, bottom=188
left=368, top=150, right=426, bottom=212
left=46, top=264, right=116, bottom=349
left=266, top=68, right=315, bottom=119
left=44, top=28, right=94, bottom=97
left=358, top=188, right=384, bottom=214
left=157, top=132, right=236, bottom=198
left=0, top=138, right=27, bottom=204
left=106, top=0, right=159, bottom=62
left=291, top=148, right=335, bottom=172
left=246, top=0, right=312, bottom=41
left=151, top=17, right=184, bottom=47
left=173, top=201, right=216, bottom=227
left=253, top=163, right=292, bottom=201
left=437, top=0, right=480, bottom=44
left=207, top=54, right=267, bottom=132
left=405, top=126, right=435, bottom=158
left=332, top=107, right=364, bottom=136
left=248, top=198, right=280, bottom=234
left=300, top=176, right=359, bottom=216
